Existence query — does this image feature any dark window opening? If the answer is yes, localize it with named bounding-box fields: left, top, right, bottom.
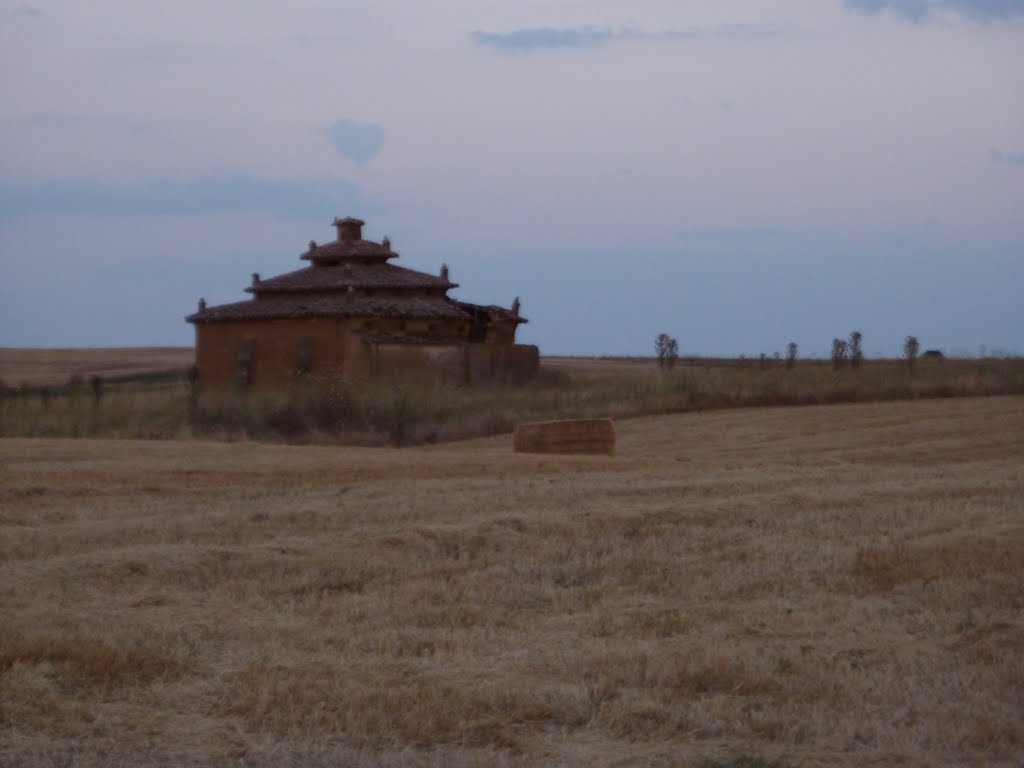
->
left=237, top=338, right=254, bottom=389
left=296, top=337, right=313, bottom=377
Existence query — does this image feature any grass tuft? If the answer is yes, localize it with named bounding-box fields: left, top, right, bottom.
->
left=0, top=629, right=187, bottom=690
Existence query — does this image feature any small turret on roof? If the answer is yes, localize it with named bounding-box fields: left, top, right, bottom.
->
left=302, top=217, right=396, bottom=266
left=333, top=216, right=365, bottom=242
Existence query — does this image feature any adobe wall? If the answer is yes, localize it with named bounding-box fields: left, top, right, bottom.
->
left=505, top=344, right=540, bottom=384
left=486, top=323, right=517, bottom=346
left=464, top=344, right=496, bottom=383
left=463, top=343, right=539, bottom=384
left=195, top=318, right=361, bottom=391
left=195, top=320, right=538, bottom=391
left=374, top=343, right=464, bottom=384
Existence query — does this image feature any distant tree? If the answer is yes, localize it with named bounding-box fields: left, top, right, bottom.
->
left=786, top=342, right=798, bottom=370
left=831, top=338, right=849, bottom=370
left=655, top=333, right=679, bottom=371
left=904, top=335, right=920, bottom=370
left=849, top=331, right=864, bottom=369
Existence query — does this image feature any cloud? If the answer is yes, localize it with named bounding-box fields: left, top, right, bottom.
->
left=843, top=0, right=1024, bottom=22
left=989, top=148, right=1024, bottom=166
left=472, top=27, right=616, bottom=50
left=471, top=24, right=781, bottom=51
left=710, top=24, right=785, bottom=41
left=0, top=176, right=367, bottom=218
left=0, top=4, right=41, bottom=18
left=844, top=0, right=930, bottom=21
left=324, top=120, right=386, bottom=167
left=19, top=112, right=154, bottom=137
left=22, top=113, right=86, bottom=129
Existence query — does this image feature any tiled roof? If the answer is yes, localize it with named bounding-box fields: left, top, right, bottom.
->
left=249, top=263, right=455, bottom=294
left=453, top=301, right=528, bottom=324
left=301, top=238, right=395, bottom=263
left=187, top=217, right=526, bottom=330
left=187, top=295, right=470, bottom=324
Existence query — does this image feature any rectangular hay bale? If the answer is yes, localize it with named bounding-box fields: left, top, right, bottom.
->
left=513, top=418, right=615, bottom=456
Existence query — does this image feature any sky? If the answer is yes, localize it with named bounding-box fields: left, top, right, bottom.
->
left=0, top=0, right=1021, bottom=357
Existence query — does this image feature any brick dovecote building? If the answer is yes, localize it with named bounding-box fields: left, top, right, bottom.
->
left=186, top=217, right=538, bottom=390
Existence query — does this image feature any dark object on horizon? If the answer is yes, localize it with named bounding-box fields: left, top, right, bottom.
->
left=655, top=333, right=679, bottom=371
left=904, top=336, right=920, bottom=370
left=786, top=342, right=798, bottom=370
left=831, top=338, right=849, bottom=370
left=922, top=349, right=944, bottom=361
left=850, top=331, right=864, bottom=369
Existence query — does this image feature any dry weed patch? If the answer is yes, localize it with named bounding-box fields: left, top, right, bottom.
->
left=855, top=533, right=1024, bottom=592
left=1, top=396, right=1022, bottom=766
left=0, top=628, right=188, bottom=691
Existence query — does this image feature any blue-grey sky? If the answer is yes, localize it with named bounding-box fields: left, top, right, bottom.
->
left=1, top=1, right=1021, bottom=357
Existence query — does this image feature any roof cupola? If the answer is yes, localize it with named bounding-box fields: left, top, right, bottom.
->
left=333, top=216, right=364, bottom=242
left=299, top=217, right=397, bottom=266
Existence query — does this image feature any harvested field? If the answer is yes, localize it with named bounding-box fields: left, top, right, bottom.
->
left=1, top=396, right=1022, bottom=766
left=0, top=347, right=194, bottom=386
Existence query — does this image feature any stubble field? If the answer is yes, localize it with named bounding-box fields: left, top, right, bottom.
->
left=0, top=347, right=194, bottom=387
left=1, top=396, right=1022, bottom=766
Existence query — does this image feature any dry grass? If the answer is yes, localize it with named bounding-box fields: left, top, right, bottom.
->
left=3, top=349, right=1023, bottom=446
left=2, top=396, right=1022, bottom=766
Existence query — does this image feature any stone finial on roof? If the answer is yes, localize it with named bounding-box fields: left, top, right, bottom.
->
left=309, top=240, right=317, bottom=252
left=198, top=298, right=207, bottom=312
left=512, top=296, right=520, bottom=317
left=251, top=272, right=260, bottom=287
left=382, top=236, right=391, bottom=250
left=440, top=263, right=449, bottom=282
